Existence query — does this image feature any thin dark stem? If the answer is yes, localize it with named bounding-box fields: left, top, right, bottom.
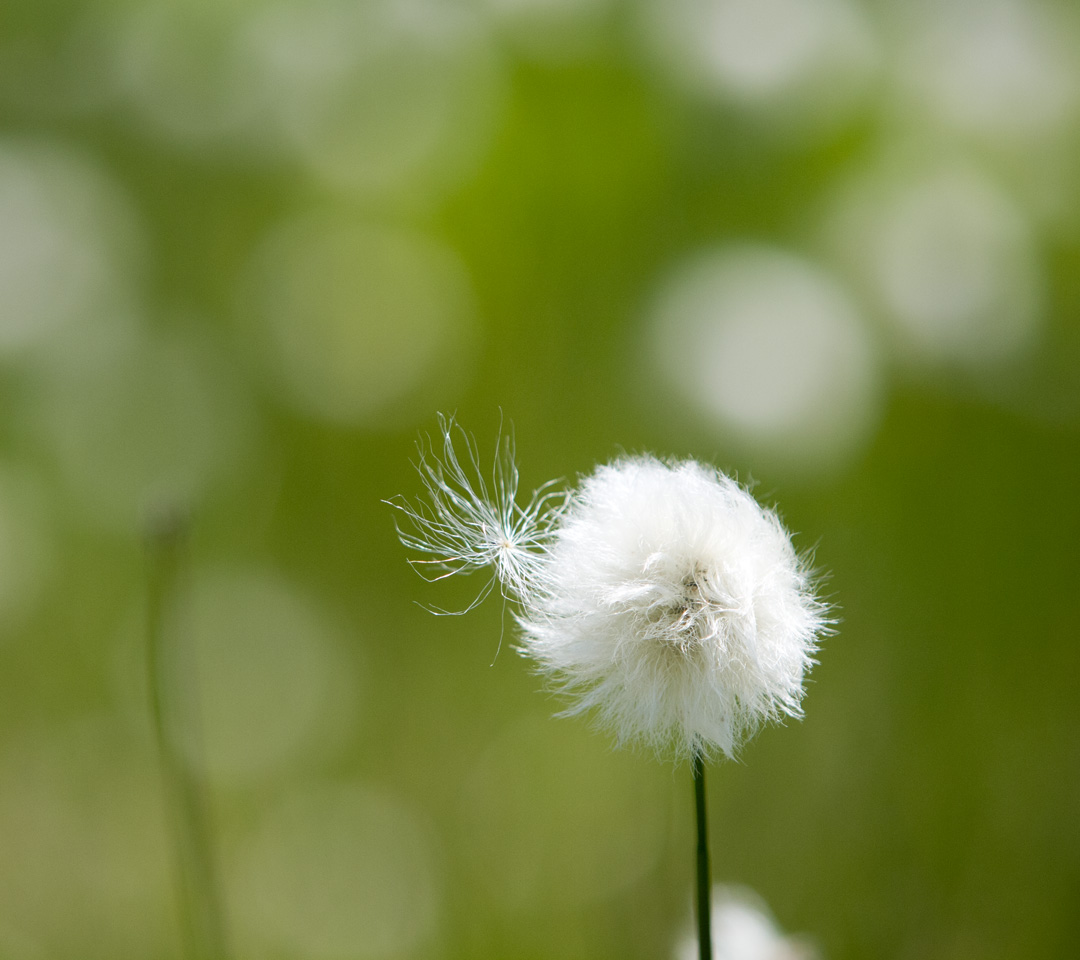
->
left=692, top=751, right=712, bottom=960
left=146, top=509, right=228, bottom=960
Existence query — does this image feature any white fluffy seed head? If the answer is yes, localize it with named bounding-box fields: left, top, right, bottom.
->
left=518, top=457, right=827, bottom=761
left=390, top=421, right=828, bottom=760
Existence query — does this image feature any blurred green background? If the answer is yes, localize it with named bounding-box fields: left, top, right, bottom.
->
left=1, top=0, right=1079, bottom=957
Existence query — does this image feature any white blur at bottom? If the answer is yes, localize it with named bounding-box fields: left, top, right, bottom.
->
left=676, top=886, right=819, bottom=960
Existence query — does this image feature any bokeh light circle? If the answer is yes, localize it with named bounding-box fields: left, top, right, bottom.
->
left=162, top=566, right=355, bottom=786
left=36, top=327, right=253, bottom=531
left=639, top=0, right=879, bottom=130
left=111, top=0, right=502, bottom=199
left=824, top=159, right=1044, bottom=371
left=242, top=0, right=502, bottom=196
left=481, top=0, right=616, bottom=61
left=894, top=0, right=1080, bottom=148
left=0, top=138, right=140, bottom=360
left=112, top=1, right=262, bottom=147
left=648, top=244, right=881, bottom=469
left=230, top=782, right=439, bottom=960
left=242, top=214, right=477, bottom=427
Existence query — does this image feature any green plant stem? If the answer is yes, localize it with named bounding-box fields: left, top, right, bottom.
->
left=692, top=751, right=712, bottom=960
left=146, top=511, right=228, bottom=960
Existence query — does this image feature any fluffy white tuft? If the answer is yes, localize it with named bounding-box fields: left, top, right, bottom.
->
left=390, top=422, right=828, bottom=760
left=519, top=457, right=826, bottom=760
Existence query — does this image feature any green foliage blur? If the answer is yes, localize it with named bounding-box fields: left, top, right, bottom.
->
left=1, top=0, right=1079, bottom=958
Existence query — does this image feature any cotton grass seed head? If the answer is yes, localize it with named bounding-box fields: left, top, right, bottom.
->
left=389, top=418, right=828, bottom=760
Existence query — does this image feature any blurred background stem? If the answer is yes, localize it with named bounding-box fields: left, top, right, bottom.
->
left=146, top=510, right=229, bottom=960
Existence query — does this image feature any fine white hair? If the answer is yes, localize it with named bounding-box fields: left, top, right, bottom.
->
left=390, top=421, right=828, bottom=760
left=385, top=415, right=567, bottom=613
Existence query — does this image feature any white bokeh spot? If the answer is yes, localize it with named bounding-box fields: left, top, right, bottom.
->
left=162, top=566, right=355, bottom=786
left=649, top=245, right=881, bottom=468
left=826, top=159, right=1045, bottom=370
left=895, top=0, right=1080, bottom=147
left=230, top=782, right=439, bottom=960
left=36, top=327, right=252, bottom=531
left=0, top=139, right=140, bottom=361
left=243, top=215, right=477, bottom=427
left=640, top=0, right=879, bottom=129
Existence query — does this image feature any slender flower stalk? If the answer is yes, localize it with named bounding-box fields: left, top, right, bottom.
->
left=692, top=753, right=712, bottom=960
left=145, top=509, right=228, bottom=960
left=389, top=417, right=829, bottom=960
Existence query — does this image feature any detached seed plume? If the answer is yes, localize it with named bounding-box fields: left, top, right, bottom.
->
left=388, top=416, right=828, bottom=761
left=386, top=415, right=567, bottom=613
